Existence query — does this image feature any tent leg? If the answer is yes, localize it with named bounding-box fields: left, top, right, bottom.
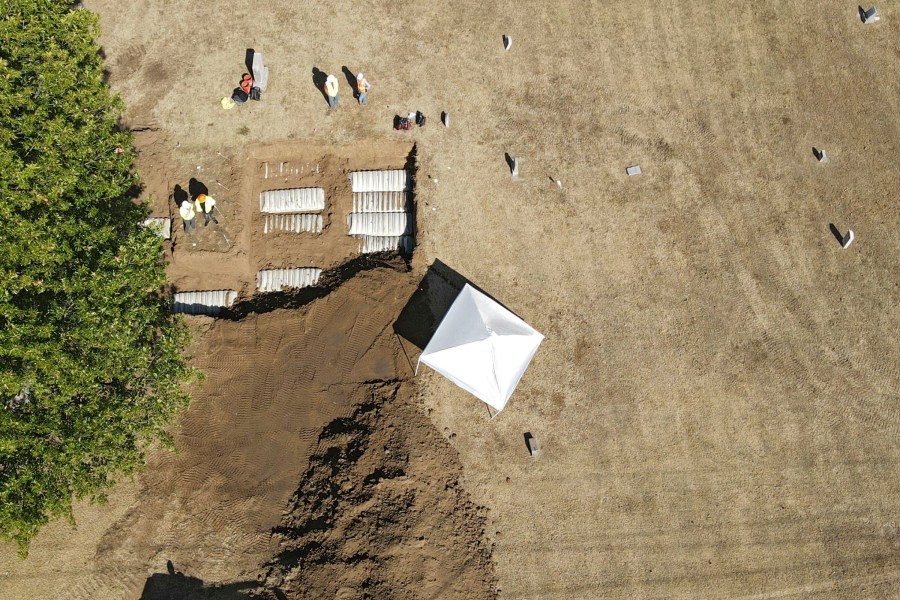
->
left=395, top=333, right=416, bottom=376
left=486, top=404, right=498, bottom=419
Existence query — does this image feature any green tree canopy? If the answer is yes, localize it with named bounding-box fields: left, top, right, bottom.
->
left=0, top=0, right=191, bottom=554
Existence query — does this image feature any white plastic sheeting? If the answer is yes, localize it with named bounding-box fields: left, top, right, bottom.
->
left=417, top=284, right=543, bottom=412
left=257, top=268, right=322, bottom=292
left=259, top=188, right=325, bottom=213
left=263, top=213, right=323, bottom=234
left=359, top=235, right=414, bottom=254
left=142, top=217, right=171, bottom=239
left=252, top=51, right=269, bottom=90
left=348, top=169, right=414, bottom=254
left=350, top=170, right=409, bottom=192
left=348, top=212, right=412, bottom=236
left=172, top=290, right=238, bottom=316
left=351, top=191, right=408, bottom=213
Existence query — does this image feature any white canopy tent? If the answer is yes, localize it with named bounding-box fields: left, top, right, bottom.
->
left=417, top=284, right=544, bottom=412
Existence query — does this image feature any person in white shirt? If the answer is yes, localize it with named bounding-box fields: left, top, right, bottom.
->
left=179, top=200, right=196, bottom=234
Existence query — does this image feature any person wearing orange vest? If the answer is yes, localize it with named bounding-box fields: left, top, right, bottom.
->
left=356, top=73, right=370, bottom=105
left=194, top=193, right=219, bottom=226
left=179, top=199, right=196, bottom=235
left=325, top=74, right=339, bottom=109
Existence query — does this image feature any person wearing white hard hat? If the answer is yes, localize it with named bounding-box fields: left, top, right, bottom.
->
left=356, top=73, right=370, bottom=105
left=324, top=74, right=339, bottom=109
left=179, top=200, right=196, bottom=235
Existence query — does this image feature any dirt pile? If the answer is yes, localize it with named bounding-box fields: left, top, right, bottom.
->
left=259, top=383, right=497, bottom=600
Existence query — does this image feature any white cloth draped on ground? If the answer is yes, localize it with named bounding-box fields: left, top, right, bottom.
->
left=417, top=284, right=543, bottom=412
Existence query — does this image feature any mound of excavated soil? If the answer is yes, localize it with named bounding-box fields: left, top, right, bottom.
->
left=259, top=383, right=496, bottom=600
left=0, top=259, right=498, bottom=600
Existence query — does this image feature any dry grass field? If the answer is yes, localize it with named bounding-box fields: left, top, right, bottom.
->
left=0, top=1, right=898, bottom=598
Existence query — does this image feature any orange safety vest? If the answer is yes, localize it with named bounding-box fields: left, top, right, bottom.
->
left=240, top=73, right=253, bottom=94
left=325, top=79, right=338, bottom=97
left=357, top=79, right=368, bottom=94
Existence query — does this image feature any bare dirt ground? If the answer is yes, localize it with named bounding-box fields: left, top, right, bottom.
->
left=156, top=139, right=414, bottom=295
left=1, top=1, right=899, bottom=599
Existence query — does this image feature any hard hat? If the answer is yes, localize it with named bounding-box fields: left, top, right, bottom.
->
left=357, top=73, right=364, bottom=79
left=327, top=74, right=336, bottom=83
left=197, top=194, right=206, bottom=202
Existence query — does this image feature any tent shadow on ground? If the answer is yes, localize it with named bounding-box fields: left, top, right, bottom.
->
left=140, top=562, right=257, bottom=600
left=393, top=259, right=522, bottom=351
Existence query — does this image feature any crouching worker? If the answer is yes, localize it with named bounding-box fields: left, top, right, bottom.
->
left=194, top=193, right=219, bottom=226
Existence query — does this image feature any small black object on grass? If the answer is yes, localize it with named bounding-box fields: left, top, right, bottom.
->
left=524, top=432, right=539, bottom=457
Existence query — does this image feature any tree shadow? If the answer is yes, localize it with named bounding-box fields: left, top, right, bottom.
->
left=341, top=66, right=359, bottom=99
left=828, top=223, right=845, bottom=245
left=311, top=67, right=329, bottom=104
left=188, top=177, right=209, bottom=200
left=140, top=561, right=257, bottom=600
left=393, top=259, right=522, bottom=350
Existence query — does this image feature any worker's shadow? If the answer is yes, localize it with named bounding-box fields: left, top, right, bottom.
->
left=311, top=67, right=330, bottom=105
left=188, top=178, right=209, bottom=200
left=341, top=66, right=359, bottom=100
left=394, top=259, right=521, bottom=350
left=172, top=184, right=189, bottom=209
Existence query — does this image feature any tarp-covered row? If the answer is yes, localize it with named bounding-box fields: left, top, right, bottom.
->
left=264, top=213, right=323, bottom=234
left=172, top=290, right=238, bottom=316
left=348, top=212, right=412, bottom=236
left=350, top=169, right=409, bottom=193
left=259, top=188, right=325, bottom=213
left=257, top=268, right=322, bottom=292
left=351, top=191, right=408, bottom=213
left=359, top=235, right=414, bottom=254
left=348, top=169, right=413, bottom=254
